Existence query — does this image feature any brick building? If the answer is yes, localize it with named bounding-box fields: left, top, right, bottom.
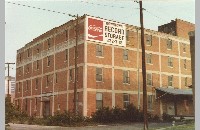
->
left=15, top=15, right=194, bottom=117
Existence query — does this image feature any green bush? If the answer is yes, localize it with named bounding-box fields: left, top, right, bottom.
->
left=91, top=104, right=144, bottom=123
left=162, top=113, right=174, bottom=122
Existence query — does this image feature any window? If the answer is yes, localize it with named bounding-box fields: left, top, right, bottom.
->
left=146, top=35, right=152, bottom=46
left=46, top=75, right=50, bottom=86
left=96, top=68, right=103, bottom=81
left=55, top=73, right=58, bottom=83
left=57, top=104, right=61, bottom=110
left=126, top=30, right=129, bottom=41
left=19, top=53, right=22, bottom=62
left=168, top=57, right=173, bottom=67
left=96, top=93, right=103, bottom=110
left=123, top=70, right=130, bottom=84
left=27, top=65, right=29, bottom=73
left=35, top=78, right=38, bottom=90
left=17, top=99, right=20, bottom=109
left=184, top=59, right=187, bottom=69
left=17, top=83, right=20, bottom=92
left=167, top=39, right=172, bottom=49
left=65, top=30, right=68, bottom=41
left=47, top=38, right=51, bottom=49
left=168, top=75, right=173, bottom=87
left=74, top=48, right=79, bottom=59
left=183, top=43, right=186, bottom=53
left=123, top=94, right=130, bottom=108
left=35, top=97, right=37, bottom=110
left=96, top=45, right=103, bottom=56
left=148, top=95, right=153, bottom=110
left=36, top=44, right=40, bottom=53
left=47, top=56, right=51, bottom=66
left=146, top=53, right=152, bottom=64
left=70, top=69, right=73, bottom=81
left=123, top=49, right=128, bottom=60
left=185, top=77, right=187, bottom=87
left=25, top=98, right=28, bottom=111
left=19, top=67, right=22, bottom=75
left=65, top=49, right=68, bottom=61
left=27, top=48, right=30, bottom=57
left=26, top=80, right=28, bottom=91
left=147, top=73, right=152, bottom=86
left=36, top=60, right=39, bottom=69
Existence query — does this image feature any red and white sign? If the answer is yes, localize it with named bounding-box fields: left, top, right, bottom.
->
left=86, top=16, right=126, bottom=47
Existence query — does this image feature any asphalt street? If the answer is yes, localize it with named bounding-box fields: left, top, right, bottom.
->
left=6, top=123, right=173, bottom=130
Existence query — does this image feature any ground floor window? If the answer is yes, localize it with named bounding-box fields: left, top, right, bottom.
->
left=96, top=93, right=103, bottom=110
left=148, top=95, right=153, bottom=110
left=123, top=93, right=130, bottom=108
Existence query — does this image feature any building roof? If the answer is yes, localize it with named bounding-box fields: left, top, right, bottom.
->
left=155, top=87, right=193, bottom=95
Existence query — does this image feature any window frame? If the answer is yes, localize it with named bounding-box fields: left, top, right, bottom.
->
left=123, top=70, right=130, bottom=84
left=147, top=73, right=152, bottom=86
left=123, top=49, right=128, bottom=60
left=46, top=75, right=50, bottom=87
left=96, top=93, right=103, bottom=110
left=147, top=95, right=153, bottom=110
left=167, top=39, right=172, bottom=50
left=168, top=75, right=173, bottom=87
left=47, top=56, right=51, bottom=67
left=185, top=77, right=187, bottom=87
left=183, top=43, right=186, bottom=53
left=146, top=34, right=152, bottom=46
left=35, top=78, right=38, bottom=90
left=96, top=45, right=103, bottom=57
left=184, top=59, right=187, bottom=69
left=146, top=53, right=152, bottom=64
left=168, top=57, right=173, bottom=67
left=96, top=68, right=103, bottom=82
left=123, top=93, right=130, bottom=108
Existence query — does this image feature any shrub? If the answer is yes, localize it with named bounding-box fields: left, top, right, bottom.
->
left=162, top=113, right=174, bottom=122
left=91, top=104, right=144, bottom=123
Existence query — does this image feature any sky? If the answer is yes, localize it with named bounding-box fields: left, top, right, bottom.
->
left=5, top=0, right=195, bottom=77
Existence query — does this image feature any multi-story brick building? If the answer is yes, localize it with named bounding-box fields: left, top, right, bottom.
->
left=15, top=15, right=194, bottom=117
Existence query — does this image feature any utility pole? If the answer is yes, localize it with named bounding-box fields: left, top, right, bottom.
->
left=5, top=62, right=15, bottom=102
left=69, top=14, right=79, bottom=114
left=139, top=1, right=148, bottom=130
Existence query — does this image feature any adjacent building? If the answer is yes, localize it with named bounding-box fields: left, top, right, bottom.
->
left=15, top=15, right=194, bottom=117
left=5, top=76, right=16, bottom=102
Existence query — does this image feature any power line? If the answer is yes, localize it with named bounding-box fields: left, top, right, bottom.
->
left=80, top=1, right=125, bottom=8
left=7, top=1, right=71, bottom=16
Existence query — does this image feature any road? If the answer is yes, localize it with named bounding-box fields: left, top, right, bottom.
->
left=6, top=122, right=173, bottom=130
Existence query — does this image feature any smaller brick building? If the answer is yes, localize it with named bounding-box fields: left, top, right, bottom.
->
left=158, top=19, right=195, bottom=39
